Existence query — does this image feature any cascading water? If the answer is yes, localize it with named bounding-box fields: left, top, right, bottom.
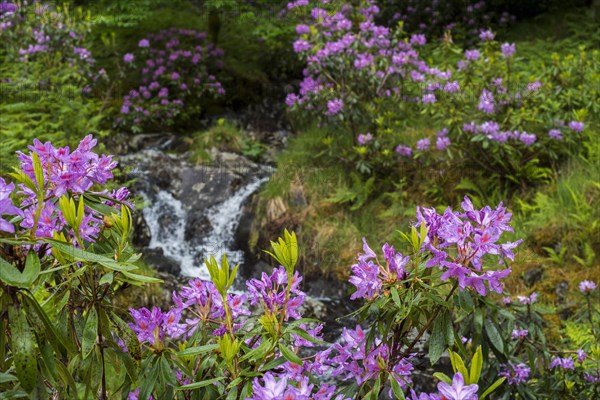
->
left=120, top=146, right=269, bottom=280
left=142, top=177, right=268, bottom=279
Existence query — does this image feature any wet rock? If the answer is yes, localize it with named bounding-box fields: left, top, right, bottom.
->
left=184, top=214, right=212, bottom=243
left=141, top=247, right=181, bottom=275
left=523, top=267, right=544, bottom=287
left=298, top=297, right=328, bottom=320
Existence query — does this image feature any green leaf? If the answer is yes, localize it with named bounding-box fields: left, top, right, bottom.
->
left=470, top=346, right=483, bottom=384
left=433, top=372, right=452, bottom=385
left=46, top=240, right=137, bottom=271
left=22, top=293, right=71, bottom=353
left=0, top=257, right=31, bottom=288
left=22, top=252, right=41, bottom=286
left=177, top=377, right=225, bottom=390
left=484, top=319, right=504, bottom=353
left=259, top=356, right=286, bottom=372
left=139, top=361, right=160, bottom=400
left=98, top=272, right=114, bottom=286
left=82, top=308, right=98, bottom=359
left=390, top=376, right=406, bottom=399
left=31, top=152, right=45, bottom=193
left=278, top=343, right=302, bottom=366
left=121, top=271, right=162, bottom=283
left=480, top=377, right=506, bottom=399
left=449, top=351, right=470, bottom=384
left=8, top=305, right=37, bottom=392
left=176, top=344, right=219, bottom=357
left=0, top=372, right=18, bottom=384
left=429, top=316, right=446, bottom=364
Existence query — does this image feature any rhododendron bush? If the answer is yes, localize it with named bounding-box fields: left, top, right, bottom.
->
left=286, top=0, right=595, bottom=196
left=117, top=28, right=226, bottom=132
left=1, top=138, right=598, bottom=399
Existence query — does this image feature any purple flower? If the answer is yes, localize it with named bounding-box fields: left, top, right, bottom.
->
left=325, top=98, right=343, bottom=115
left=517, top=292, right=537, bottom=305
left=568, top=121, right=584, bottom=132
left=416, top=138, right=430, bottom=151
left=123, top=53, right=134, bottom=63
left=396, top=145, right=413, bottom=157
left=579, top=280, right=597, bottom=293
left=246, top=267, right=304, bottom=320
left=0, top=178, right=22, bottom=233
left=519, top=132, right=536, bottom=146
left=296, top=24, right=311, bottom=34
left=577, top=350, right=587, bottom=364
left=354, top=53, right=373, bottom=69
left=171, top=72, right=180, bottom=80
left=138, top=39, right=150, bottom=48
left=478, top=89, right=495, bottom=113
left=549, top=356, right=575, bottom=370
left=357, top=133, right=373, bottom=145
left=437, top=372, right=478, bottom=400
left=465, top=49, right=480, bottom=61
left=500, top=363, right=530, bottom=385
left=527, top=80, right=542, bottom=92
left=444, top=81, right=460, bottom=93
left=422, top=94, right=436, bottom=104
left=410, top=34, right=426, bottom=46
left=511, top=328, right=528, bottom=340
left=548, top=129, right=562, bottom=140
left=501, top=43, right=516, bottom=58
left=293, top=39, right=311, bottom=53
left=479, top=29, right=495, bottom=41
left=436, top=136, right=451, bottom=150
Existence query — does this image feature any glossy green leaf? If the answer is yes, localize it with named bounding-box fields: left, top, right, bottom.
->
left=470, top=346, right=483, bottom=384
left=8, top=305, right=37, bottom=392
left=82, top=308, right=98, bottom=359
left=480, top=377, right=506, bottom=399
left=484, top=318, right=504, bottom=353
left=429, top=316, right=445, bottom=365
left=177, top=376, right=225, bottom=390
left=278, top=343, right=302, bottom=366
left=176, top=344, right=219, bottom=357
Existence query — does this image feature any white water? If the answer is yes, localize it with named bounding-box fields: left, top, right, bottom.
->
left=142, top=177, right=268, bottom=279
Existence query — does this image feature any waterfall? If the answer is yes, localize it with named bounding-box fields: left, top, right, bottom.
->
left=141, top=176, right=268, bottom=279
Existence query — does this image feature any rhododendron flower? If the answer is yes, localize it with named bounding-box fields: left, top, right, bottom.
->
left=519, top=132, right=536, bottom=146
left=465, top=49, right=480, bottom=61
left=416, top=138, right=431, bottom=150
left=549, top=356, right=575, bottom=370
left=479, top=29, right=495, bottom=41
left=517, top=292, right=537, bottom=304
left=478, top=89, right=495, bottom=113
left=577, top=350, right=587, bottom=364
left=568, top=121, right=584, bottom=132
left=357, top=132, right=373, bottom=145
left=501, top=43, right=516, bottom=58
left=138, top=38, right=150, bottom=48
left=437, top=372, right=478, bottom=400
left=422, top=94, right=436, bottom=104
left=579, top=280, right=597, bottom=293
left=123, top=53, right=134, bottom=63
left=511, top=328, right=528, bottom=340
left=396, top=145, right=413, bottom=157
left=0, top=178, right=21, bottom=233
left=500, top=363, right=530, bottom=385
left=436, top=136, right=451, bottom=150
left=548, top=129, right=562, bottom=140
left=325, top=98, right=343, bottom=115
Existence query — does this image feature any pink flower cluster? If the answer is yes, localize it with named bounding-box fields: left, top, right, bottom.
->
left=119, top=28, right=225, bottom=130
left=415, top=196, right=521, bottom=295
left=0, top=135, right=130, bottom=246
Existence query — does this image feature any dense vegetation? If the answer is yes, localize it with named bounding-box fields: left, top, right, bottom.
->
left=0, top=0, right=599, bottom=399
